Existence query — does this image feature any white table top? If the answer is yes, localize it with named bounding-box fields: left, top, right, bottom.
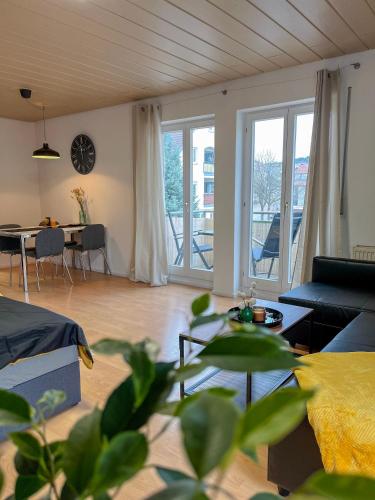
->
left=0, top=224, right=87, bottom=238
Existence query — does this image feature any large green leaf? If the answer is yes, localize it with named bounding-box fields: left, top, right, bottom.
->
left=101, top=362, right=175, bottom=439
left=63, top=408, right=102, bottom=495
left=174, top=362, right=207, bottom=383
left=156, top=467, right=193, bottom=485
left=93, top=339, right=156, bottom=407
left=42, top=441, right=66, bottom=479
left=250, top=494, right=280, bottom=500
left=10, top=432, right=42, bottom=461
left=157, top=387, right=238, bottom=419
left=91, top=339, right=132, bottom=356
left=295, top=471, right=375, bottom=499
left=129, top=362, right=175, bottom=429
left=125, top=344, right=155, bottom=408
left=15, top=475, right=47, bottom=500
left=90, top=431, right=147, bottom=493
left=147, top=480, right=208, bottom=500
left=0, top=389, right=32, bottom=426
left=191, top=294, right=210, bottom=316
left=37, top=390, right=66, bottom=415
left=92, top=338, right=159, bottom=361
left=240, top=388, right=314, bottom=451
left=93, top=493, right=111, bottom=500
left=60, top=481, right=78, bottom=500
left=101, top=378, right=135, bottom=439
left=0, top=468, right=4, bottom=498
left=190, top=313, right=228, bottom=330
left=198, top=334, right=300, bottom=372
left=14, top=451, right=39, bottom=477
left=180, top=391, right=240, bottom=479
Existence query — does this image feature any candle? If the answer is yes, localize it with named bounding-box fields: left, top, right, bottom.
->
left=253, top=306, right=266, bottom=322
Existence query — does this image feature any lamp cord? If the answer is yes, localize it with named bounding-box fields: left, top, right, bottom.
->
left=42, top=106, right=46, bottom=142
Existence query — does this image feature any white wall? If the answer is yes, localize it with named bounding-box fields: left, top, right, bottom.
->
left=33, top=48, right=375, bottom=295
left=0, top=117, right=41, bottom=267
left=36, top=104, right=133, bottom=275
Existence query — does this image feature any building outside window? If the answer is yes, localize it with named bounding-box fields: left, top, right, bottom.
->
left=204, top=146, right=214, bottom=164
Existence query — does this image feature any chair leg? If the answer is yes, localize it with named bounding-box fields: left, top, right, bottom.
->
left=267, top=258, right=275, bottom=279
left=252, top=258, right=257, bottom=277
left=192, top=238, right=211, bottom=270
left=177, top=248, right=184, bottom=266
left=35, top=260, right=41, bottom=292
left=100, top=248, right=112, bottom=275
left=39, top=260, right=46, bottom=280
left=174, top=246, right=183, bottom=266
left=62, top=255, right=74, bottom=285
left=9, top=254, right=12, bottom=286
left=78, top=253, right=86, bottom=280
left=87, top=251, right=92, bottom=272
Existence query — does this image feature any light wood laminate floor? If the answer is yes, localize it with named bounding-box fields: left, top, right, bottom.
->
left=0, top=266, right=276, bottom=499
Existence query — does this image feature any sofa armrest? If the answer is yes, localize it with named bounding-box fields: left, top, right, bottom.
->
left=312, top=256, right=375, bottom=289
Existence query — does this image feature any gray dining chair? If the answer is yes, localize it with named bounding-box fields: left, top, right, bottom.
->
left=67, top=224, right=111, bottom=280
left=0, top=224, right=22, bottom=285
left=25, top=228, right=73, bottom=291
left=167, top=212, right=213, bottom=270
left=251, top=210, right=303, bottom=278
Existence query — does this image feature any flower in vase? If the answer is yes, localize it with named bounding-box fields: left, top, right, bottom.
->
left=71, top=187, right=89, bottom=224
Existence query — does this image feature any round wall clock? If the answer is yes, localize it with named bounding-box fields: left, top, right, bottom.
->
left=71, top=134, right=96, bottom=175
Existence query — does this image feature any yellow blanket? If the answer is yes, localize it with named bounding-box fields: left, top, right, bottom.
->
left=294, top=352, right=375, bottom=477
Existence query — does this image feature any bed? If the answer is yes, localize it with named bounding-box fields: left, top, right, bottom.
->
left=0, top=296, right=92, bottom=439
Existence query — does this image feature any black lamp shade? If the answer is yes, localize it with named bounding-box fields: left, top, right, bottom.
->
left=32, top=143, right=60, bottom=159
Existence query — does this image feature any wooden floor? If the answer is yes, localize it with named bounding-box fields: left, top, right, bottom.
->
left=0, top=266, right=276, bottom=499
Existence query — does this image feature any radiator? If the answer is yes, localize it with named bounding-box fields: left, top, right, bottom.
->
left=352, top=245, right=375, bottom=261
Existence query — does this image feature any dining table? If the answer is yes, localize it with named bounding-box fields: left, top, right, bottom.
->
left=0, top=224, right=86, bottom=293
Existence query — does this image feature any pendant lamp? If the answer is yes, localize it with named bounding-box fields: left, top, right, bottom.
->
left=32, top=106, right=60, bottom=159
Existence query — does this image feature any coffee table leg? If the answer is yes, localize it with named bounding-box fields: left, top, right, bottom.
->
left=309, top=313, right=314, bottom=354
left=179, top=335, right=185, bottom=399
left=246, top=372, right=252, bottom=405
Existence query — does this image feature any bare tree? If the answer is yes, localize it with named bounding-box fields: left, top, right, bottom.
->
left=252, top=149, right=281, bottom=219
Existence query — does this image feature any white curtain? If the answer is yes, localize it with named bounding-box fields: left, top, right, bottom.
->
left=293, top=69, right=342, bottom=285
left=131, top=103, right=168, bottom=286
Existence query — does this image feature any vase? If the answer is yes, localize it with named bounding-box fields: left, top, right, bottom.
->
left=239, top=306, right=253, bottom=323
left=79, top=210, right=89, bottom=225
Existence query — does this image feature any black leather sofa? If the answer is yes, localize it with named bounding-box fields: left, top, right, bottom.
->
left=268, top=256, right=375, bottom=496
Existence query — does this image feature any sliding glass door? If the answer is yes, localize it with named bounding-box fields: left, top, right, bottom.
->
left=162, top=119, right=215, bottom=283
left=242, top=104, right=314, bottom=295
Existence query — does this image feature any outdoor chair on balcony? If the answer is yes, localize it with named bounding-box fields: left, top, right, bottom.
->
left=252, top=210, right=302, bottom=278
left=167, top=211, right=213, bottom=270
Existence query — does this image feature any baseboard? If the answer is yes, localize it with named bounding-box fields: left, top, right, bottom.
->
left=168, top=274, right=213, bottom=290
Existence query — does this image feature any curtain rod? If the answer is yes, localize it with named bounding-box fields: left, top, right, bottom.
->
left=163, top=62, right=361, bottom=107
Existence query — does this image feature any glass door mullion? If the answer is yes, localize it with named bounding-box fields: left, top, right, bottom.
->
left=280, top=110, right=294, bottom=292
left=162, top=119, right=215, bottom=284
left=182, top=124, right=191, bottom=276
left=244, top=109, right=287, bottom=294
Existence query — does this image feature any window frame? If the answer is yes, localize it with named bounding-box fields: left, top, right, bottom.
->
left=162, top=117, right=215, bottom=285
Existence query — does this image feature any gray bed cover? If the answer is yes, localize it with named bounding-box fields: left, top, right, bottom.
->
left=0, top=296, right=92, bottom=369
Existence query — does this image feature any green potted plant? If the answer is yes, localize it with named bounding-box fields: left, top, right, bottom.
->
left=0, top=294, right=374, bottom=499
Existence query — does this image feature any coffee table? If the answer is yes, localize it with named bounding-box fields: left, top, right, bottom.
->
left=179, top=299, right=313, bottom=405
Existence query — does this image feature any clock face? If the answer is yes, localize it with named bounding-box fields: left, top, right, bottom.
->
left=71, top=134, right=96, bottom=175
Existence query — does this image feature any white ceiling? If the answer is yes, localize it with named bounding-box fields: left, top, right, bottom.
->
left=1, top=0, right=375, bottom=121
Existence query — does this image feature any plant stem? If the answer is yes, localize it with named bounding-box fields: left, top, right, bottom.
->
left=33, top=419, right=60, bottom=500
left=211, top=469, right=227, bottom=500
left=149, top=418, right=174, bottom=444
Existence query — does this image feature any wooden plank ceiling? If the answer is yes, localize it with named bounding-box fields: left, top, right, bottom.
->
left=1, top=0, right=375, bottom=121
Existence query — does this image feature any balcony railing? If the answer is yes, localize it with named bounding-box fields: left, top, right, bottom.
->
left=165, top=209, right=300, bottom=278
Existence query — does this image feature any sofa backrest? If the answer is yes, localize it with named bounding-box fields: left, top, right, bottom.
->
left=312, top=256, right=375, bottom=289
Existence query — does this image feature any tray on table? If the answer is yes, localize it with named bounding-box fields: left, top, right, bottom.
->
left=228, top=306, right=283, bottom=328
